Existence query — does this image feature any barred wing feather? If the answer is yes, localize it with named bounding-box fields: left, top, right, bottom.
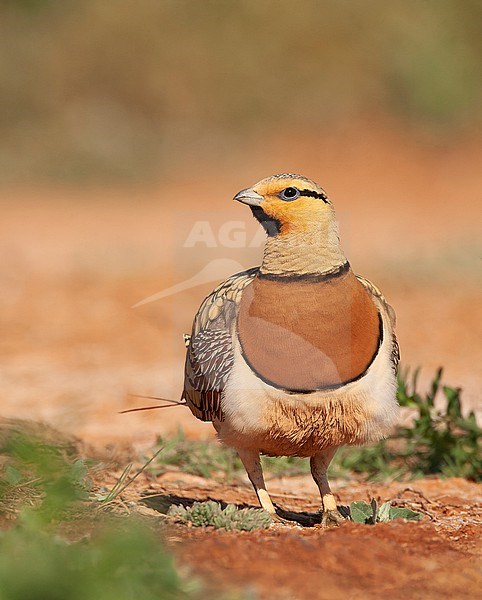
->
left=183, top=268, right=258, bottom=421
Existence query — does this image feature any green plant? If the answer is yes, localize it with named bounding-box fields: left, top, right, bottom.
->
left=397, top=368, right=480, bottom=479
left=0, top=518, right=196, bottom=600
left=349, top=498, right=422, bottom=524
left=0, top=427, right=204, bottom=600
left=333, top=368, right=481, bottom=481
left=0, top=431, right=90, bottom=522
left=156, top=430, right=309, bottom=480
left=260, top=455, right=311, bottom=478
left=156, top=431, right=243, bottom=479
left=168, top=500, right=272, bottom=531
left=96, top=445, right=165, bottom=506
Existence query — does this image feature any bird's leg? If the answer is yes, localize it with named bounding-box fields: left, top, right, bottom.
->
left=236, top=448, right=281, bottom=519
left=310, top=448, right=344, bottom=526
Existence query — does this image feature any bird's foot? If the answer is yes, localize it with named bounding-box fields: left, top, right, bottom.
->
left=319, top=507, right=347, bottom=527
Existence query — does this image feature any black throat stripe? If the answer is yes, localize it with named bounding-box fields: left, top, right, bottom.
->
left=258, top=261, right=350, bottom=282
left=250, top=206, right=281, bottom=236
left=299, top=189, right=329, bottom=203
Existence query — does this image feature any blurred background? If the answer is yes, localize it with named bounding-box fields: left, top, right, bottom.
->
left=0, top=0, right=480, bottom=447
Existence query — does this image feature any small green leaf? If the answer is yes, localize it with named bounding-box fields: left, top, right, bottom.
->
left=350, top=501, right=374, bottom=524
left=388, top=507, right=422, bottom=521
left=378, top=501, right=391, bottom=523
left=223, top=503, right=237, bottom=516
left=349, top=500, right=422, bottom=523
left=444, top=386, right=462, bottom=418
left=427, top=367, right=443, bottom=406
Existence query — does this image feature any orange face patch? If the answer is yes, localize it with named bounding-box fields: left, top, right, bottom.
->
left=252, top=177, right=331, bottom=234
left=261, top=198, right=322, bottom=234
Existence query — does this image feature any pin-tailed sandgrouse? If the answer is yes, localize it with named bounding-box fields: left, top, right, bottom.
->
left=183, top=174, right=399, bottom=524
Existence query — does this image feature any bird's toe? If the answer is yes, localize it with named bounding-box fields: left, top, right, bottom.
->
left=319, top=508, right=347, bottom=527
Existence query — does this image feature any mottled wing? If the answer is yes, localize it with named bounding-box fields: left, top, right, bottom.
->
left=183, top=268, right=258, bottom=421
left=356, top=275, right=400, bottom=372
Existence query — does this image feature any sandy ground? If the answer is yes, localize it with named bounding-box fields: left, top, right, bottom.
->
left=100, top=460, right=481, bottom=600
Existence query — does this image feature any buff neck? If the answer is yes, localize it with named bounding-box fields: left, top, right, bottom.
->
left=259, top=214, right=347, bottom=277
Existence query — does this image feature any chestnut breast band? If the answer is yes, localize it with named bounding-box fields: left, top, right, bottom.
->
left=237, top=270, right=382, bottom=392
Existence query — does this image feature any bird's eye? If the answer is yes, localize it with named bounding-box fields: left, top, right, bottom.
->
left=279, top=187, right=300, bottom=201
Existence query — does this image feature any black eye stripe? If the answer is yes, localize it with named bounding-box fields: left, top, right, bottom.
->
left=278, top=186, right=329, bottom=203
left=298, top=189, right=329, bottom=203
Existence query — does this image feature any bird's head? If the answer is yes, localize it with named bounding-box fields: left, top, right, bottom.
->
left=234, top=173, right=333, bottom=236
